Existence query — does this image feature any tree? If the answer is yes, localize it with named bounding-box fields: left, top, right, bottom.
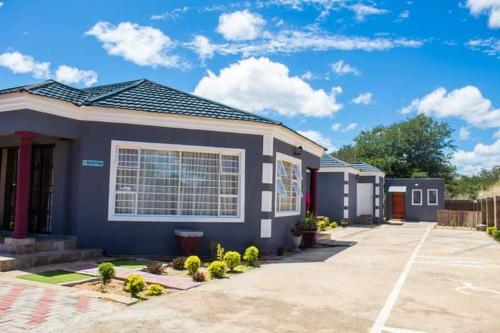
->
left=446, top=166, right=500, bottom=199
left=333, top=115, right=456, bottom=179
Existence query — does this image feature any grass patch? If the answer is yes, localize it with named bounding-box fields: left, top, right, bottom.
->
left=111, top=259, right=150, bottom=269
left=18, top=270, right=92, bottom=285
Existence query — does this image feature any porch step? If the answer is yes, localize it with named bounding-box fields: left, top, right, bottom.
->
left=0, top=248, right=102, bottom=272
left=357, top=215, right=374, bottom=224
left=0, top=237, right=76, bottom=254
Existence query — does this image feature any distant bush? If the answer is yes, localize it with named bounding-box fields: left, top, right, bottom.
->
left=207, top=260, right=227, bottom=279
left=316, top=220, right=328, bottom=231
left=98, top=262, right=115, bottom=292
left=145, top=284, right=165, bottom=297
left=124, top=274, right=146, bottom=297
left=493, top=229, right=500, bottom=241
left=145, top=261, right=164, bottom=275
left=193, top=271, right=206, bottom=282
left=487, top=227, right=496, bottom=236
left=243, top=246, right=259, bottom=267
left=184, top=256, right=201, bottom=275
left=171, top=257, right=186, bottom=270
left=223, top=251, right=241, bottom=271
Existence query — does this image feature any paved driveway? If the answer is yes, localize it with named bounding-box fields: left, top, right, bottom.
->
left=33, top=223, right=500, bottom=332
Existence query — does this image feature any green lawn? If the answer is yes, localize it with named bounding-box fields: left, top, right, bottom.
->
left=18, top=270, right=92, bottom=284
left=110, top=259, right=150, bottom=269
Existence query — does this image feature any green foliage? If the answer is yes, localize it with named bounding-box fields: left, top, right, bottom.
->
left=316, top=219, right=328, bottom=231
left=184, top=256, right=201, bottom=275
left=323, top=216, right=330, bottom=224
left=487, top=227, right=496, bottom=236
left=145, top=284, right=165, bottom=296
left=493, top=229, right=500, bottom=241
left=333, top=114, right=455, bottom=180
left=98, top=262, right=115, bottom=292
left=303, top=212, right=316, bottom=230
left=243, top=246, right=259, bottom=266
left=193, top=271, right=206, bottom=282
left=216, top=243, right=225, bottom=261
left=223, top=251, right=241, bottom=271
left=145, top=261, right=164, bottom=275
left=207, top=260, right=227, bottom=279
left=124, top=274, right=146, bottom=297
left=330, top=221, right=337, bottom=229
left=171, top=257, right=186, bottom=270
left=446, top=167, right=500, bottom=199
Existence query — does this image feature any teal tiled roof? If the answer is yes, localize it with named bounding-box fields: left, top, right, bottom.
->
left=320, top=154, right=350, bottom=168
left=350, top=162, right=383, bottom=173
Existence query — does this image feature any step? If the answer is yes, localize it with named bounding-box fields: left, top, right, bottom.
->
left=0, top=238, right=76, bottom=254
left=0, top=248, right=102, bottom=272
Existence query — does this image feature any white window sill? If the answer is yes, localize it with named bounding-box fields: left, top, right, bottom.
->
left=108, top=214, right=245, bottom=223
left=274, top=211, right=301, bottom=218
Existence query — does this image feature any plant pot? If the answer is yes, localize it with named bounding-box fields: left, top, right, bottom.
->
left=301, top=230, right=317, bottom=248
left=292, top=235, right=302, bottom=251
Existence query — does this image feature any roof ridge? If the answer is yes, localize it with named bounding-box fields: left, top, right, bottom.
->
left=83, top=79, right=145, bottom=104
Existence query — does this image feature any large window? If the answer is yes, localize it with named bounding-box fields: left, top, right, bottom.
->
left=275, top=153, right=302, bottom=216
left=412, top=189, right=422, bottom=206
left=108, top=141, right=244, bottom=222
left=427, top=189, right=438, bottom=205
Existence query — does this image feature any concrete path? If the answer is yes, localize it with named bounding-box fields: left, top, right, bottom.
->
left=7, top=223, right=500, bottom=333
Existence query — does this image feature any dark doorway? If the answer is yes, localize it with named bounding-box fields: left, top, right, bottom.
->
left=2, top=147, right=18, bottom=230
left=392, top=192, right=405, bottom=219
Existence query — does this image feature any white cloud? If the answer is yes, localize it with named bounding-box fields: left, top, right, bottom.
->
left=301, top=70, right=314, bottom=80
left=395, top=10, right=410, bottom=22
left=331, top=122, right=341, bottom=131
left=331, top=60, right=361, bottom=76
left=350, top=4, right=388, bottom=22
left=465, top=37, right=500, bottom=58
left=194, top=57, right=343, bottom=118
left=453, top=139, right=500, bottom=175
left=297, top=130, right=335, bottom=152
left=55, top=65, right=97, bottom=87
left=459, top=127, right=471, bottom=140
left=189, top=35, right=216, bottom=60
left=217, top=10, right=266, bottom=41
left=0, top=51, right=50, bottom=79
left=0, top=2, right=4, bottom=9
left=494, top=129, right=500, bottom=139
left=85, top=21, right=182, bottom=68
left=401, top=86, right=500, bottom=128
left=150, top=6, right=190, bottom=21
left=466, top=0, right=500, bottom=29
left=351, top=92, right=373, bottom=105
left=343, top=122, right=358, bottom=132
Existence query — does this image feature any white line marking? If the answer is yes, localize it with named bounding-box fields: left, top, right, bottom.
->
left=383, top=326, right=429, bottom=333
left=417, top=255, right=489, bottom=261
left=414, top=261, right=500, bottom=269
left=369, top=225, right=433, bottom=333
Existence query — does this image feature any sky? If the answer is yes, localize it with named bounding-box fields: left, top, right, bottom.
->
left=0, top=0, right=499, bottom=175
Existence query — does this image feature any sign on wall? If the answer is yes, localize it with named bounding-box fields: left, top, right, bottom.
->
left=82, top=160, right=104, bottom=167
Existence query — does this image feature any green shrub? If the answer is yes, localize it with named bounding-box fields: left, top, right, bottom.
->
left=124, top=274, right=146, bottom=297
left=207, top=260, right=227, bottom=279
left=145, top=261, right=164, bottom=275
left=243, top=246, right=259, bottom=266
left=323, top=216, right=330, bottom=224
left=223, top=251, right=241, bottom=271
left=487, top=226, right=496, bottom=236
left=493, top=229, right=500, bottom=241
left=316, top=219, right=328, bottom=231
left=193, top=271, right=206, bottom=282
left=216, top=243, right=225, bottom=261
left=171, top=257, right=186, bottom=270
left=184, top=256, right=201, bottom=275
left=330, top=221, right=337, bottom=229
left=98, top=262, right=115, bottom=292
left=145, top=284, right=165, bottom=297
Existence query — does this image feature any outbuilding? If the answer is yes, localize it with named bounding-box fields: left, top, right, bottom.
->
left=385, top=178, right=445, bottom=222
left=0, top=79, right=324, bottom=256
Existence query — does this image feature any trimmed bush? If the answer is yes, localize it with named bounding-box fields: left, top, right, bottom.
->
left=207, top=260, right=227, bottom=279
left=223, top=251, right=241, bottom=271
left=493, top=229, right=500, bottom=241
left=316, top=220, right=328, bottom=231
left=171, top=257, right=186, bottom=270
left=145, top=284, right=165, bottom=296
left=184, top=256, right=201, bottom=275
left=145, top=261, right=164, bottom=275
left=193, top=271, right=206, bottom=282
left=487, top=226, right=496, bottom=236
left=124, top=274, right=146, bottom=297
left=98, top=262, right=115, bottom=292
left=243, top=246, right=259, bottom=266
left=330, top=221, right=337, bottom=229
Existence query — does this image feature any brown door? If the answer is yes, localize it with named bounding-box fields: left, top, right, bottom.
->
left=392, top=192, right=405, bottom=219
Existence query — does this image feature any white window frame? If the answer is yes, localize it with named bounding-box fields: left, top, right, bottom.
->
left=275, top=152, right=302, bottom=217
left=108, top=140, right=245, bottom=223
left=412, top=189, right=423, bottom=206
left=427, top=189, right=438, bottom=206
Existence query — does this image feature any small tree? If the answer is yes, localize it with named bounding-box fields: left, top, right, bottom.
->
left=216, top=243, right=225, bottom=261
left=243, top=246, right=259, bottom=267
left=124, top=274, right=146, bottom=298
left=184, top=256, right=201, bottom=275
left=98, top=262, right=115, bottom=292
left=223, top=251, right=241, bottom=271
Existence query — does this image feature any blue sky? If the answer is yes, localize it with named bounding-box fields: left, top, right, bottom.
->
left=0, top=0, right=499, bottom=175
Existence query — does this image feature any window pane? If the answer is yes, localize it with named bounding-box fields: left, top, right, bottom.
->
left=220, top=174, right=239, bottom=195
left=413, top=190, right=422, bottom=204
left=116, top=168, right=138, bottom=192
left=118, top=148, right=139, bottom=168
left=220, top=196, right=238, bottom=216
left=221, top=155, right=239, bottom=173
left=429, top=190, right=437, bottom=204
left=115, top=193, right=135, bottom=214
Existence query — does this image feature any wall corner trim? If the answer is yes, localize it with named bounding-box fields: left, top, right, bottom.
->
left=260, top=219, right=272, bottom=238
left=261, top=191, right=273, bottom=212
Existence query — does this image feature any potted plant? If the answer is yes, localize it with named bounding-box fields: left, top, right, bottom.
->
left=340, top=218, right=348, bottom=228
left=290, top=224, right=303, bottom=251
left=300, top=212, right=317, bottom=248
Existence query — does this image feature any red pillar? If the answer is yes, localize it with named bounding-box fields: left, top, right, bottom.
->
left=12, top=131, right=38, bottom=238
left=309, top=168, right=318, bottom=216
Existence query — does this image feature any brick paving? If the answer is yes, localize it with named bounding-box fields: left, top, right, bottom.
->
left=0, top=280, right=122, bottom=332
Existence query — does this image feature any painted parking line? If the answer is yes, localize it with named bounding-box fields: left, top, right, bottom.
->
left=383, top=326, right=429, bottom=333
left=369, top=225, right=433, bottom=333
left=415, top=255, right=500, bottom=269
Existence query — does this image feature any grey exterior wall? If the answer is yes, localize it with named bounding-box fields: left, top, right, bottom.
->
left=317, top=172, right=345, bottom=223
left=0, top=109, right=319, bottom=256
left=385, top=178, right=444, bottom=222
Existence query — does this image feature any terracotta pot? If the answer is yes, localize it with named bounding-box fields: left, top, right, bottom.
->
left=301, top=230, right=317, bottom=248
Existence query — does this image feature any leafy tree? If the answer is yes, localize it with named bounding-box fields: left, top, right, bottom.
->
left=446, top=166, right=500, bottom=199
left=334, top=115, right=455, bottom=179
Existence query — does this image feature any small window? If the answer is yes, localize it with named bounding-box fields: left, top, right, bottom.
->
left=412, top=189, right=422, bottom=205
left=275, top=153, right=302, bottom=216
left=428, top=189, right=438, bottom=205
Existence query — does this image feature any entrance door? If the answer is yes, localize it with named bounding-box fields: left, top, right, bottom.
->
left=30, top=145, right=54, bottom=233
left=2, top=148, right=18, bottom=230
left=392, top=192, right=405, bottom=219
left=357, top=183, right=373, bottom=216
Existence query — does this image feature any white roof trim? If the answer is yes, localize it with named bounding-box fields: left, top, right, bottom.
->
left=0, top=93, right=325, bottom=157
left=388, top=186, right=407, bottom=192
left=318, top=167, right=361, bottom=175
